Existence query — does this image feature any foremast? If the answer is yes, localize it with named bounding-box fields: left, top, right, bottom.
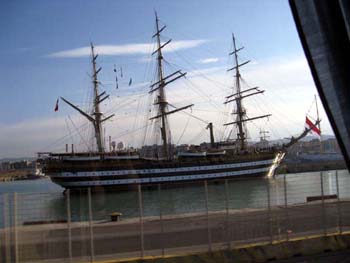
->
left=149, top=12, right=193, bottom=160
left=60, top=43, right=114, bottom=153
left=224, top=34, right=271, bottom=151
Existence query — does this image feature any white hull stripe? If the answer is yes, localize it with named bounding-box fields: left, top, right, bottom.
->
left=59, top=167, right=270, bottom=187
left=59, top=159, right=275, bottom=178
left=62, top=156, right=140, bottom=161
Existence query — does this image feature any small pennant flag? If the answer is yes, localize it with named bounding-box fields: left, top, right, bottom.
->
left=54, top=98, right=59, bottom=112
left=128, top=77, right=132, bottom=86
left=305, top=116, right=321, bottom=137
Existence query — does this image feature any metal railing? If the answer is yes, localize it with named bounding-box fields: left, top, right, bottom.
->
left=0, top=170, right=349, bottom=262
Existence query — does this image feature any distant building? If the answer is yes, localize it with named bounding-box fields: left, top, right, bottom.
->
left=0, top=162, right=11, bottom=171
left=288, top=138, right=341, bottom=155
left=0, top=160, right=36, bottom=172
left=253, top=138, right=270, bottom=150
left=321, top=138, right=341, bottom=153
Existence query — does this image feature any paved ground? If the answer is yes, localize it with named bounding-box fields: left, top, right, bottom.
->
left=0, top=200, right=349, bottom=262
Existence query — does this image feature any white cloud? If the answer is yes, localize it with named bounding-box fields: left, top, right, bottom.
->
left=197, top=57, right=219, bottom=64
left=47, top=40, right=208, bottom=58
left=186, top=66, right=226, bottom=78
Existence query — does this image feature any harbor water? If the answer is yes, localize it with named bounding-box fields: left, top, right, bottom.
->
left=0, top=170, right=349, bottom=228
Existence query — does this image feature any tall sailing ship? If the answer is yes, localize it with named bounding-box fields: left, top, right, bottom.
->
left=38, top=13, right=319, bottom=191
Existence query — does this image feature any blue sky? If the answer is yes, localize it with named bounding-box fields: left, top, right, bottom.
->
left=0, top=0, right=332, bottom=157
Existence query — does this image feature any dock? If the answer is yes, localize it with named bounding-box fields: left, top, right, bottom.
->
left=1, top=199, right=349, bottom=262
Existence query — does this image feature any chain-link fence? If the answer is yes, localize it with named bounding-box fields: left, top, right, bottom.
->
left=0, top=170, right=349, bottom=262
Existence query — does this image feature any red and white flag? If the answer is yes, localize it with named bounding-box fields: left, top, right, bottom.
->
left=305, top=116, right=321, bottom=137
left=54, top=98, right=59, bottom=112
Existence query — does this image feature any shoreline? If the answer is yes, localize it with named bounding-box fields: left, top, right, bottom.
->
left=276, top=159, right=346, bottom=174
left=0, top=170, right=43, bottom=182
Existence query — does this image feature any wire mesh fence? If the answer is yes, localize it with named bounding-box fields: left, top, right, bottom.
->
left=0, top=170, right=349, bottom=262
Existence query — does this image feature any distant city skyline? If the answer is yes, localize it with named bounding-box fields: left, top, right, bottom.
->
left=0, top=0, right=334, bottom=158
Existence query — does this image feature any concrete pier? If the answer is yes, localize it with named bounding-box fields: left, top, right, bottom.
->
left=0, top=200, right=349, bottom=262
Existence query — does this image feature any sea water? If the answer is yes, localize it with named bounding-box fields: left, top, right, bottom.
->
left=0, top=170, right=349, bottom=227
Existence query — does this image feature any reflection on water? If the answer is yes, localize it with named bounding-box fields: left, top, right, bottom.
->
left=0, top=170, right=349, bottom=227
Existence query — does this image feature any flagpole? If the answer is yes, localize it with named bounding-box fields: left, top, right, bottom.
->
left=315, top=95, right=321, bottom=131
left=315, top=94, right=322, bottom=152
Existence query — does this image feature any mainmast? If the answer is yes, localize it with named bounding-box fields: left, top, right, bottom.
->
left=149, top=12, right=193, bottom=160
left=91, top=43, right=104, bottom=153
left=224, top=34, right=271, bottom=151
left=155, top=12, right=169, bottom=158
left=61, top=43, right=114, bottom=153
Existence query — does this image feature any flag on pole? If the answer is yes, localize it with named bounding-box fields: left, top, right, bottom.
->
left=305, top=116, right=321, bottom=137
left=54, top=98, right=59, bottom=112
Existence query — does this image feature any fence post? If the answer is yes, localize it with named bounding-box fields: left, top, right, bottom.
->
left=13, top=192, right=18, bottom=263
left=204, top=181, right=212, bottom=252
left=266, top=180, right=273, bottom=244
left=283, top=175, right=290, bottom=241
left=138, top=184, right=144, bottom=258
left=158, top=184, right=165, bottom=257
left=66, top=190, right=72, bottom=262
left=88, top=188, right=94, bottom=262
left=3, top=194, right=11, bottom=263
left=274, top=182, right=281, bottom=242
left=320, top=172, right=327, bottom=236
left=224, top=179, right=231, bottom=250
left=78, top=190, right=86, bottom=257
left=335, top=171, right=342, bottom=234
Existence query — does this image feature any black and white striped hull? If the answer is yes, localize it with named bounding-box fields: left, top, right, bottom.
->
left=48, top=153, right=284, bottom=189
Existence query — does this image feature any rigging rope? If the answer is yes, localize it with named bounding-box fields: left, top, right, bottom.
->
left=176, top=114, right=191, bottom=145
left=68, top=115, right=91, bottom=152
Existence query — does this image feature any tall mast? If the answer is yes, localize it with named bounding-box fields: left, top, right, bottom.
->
left=224, top=34, right=271, bottom=151
left=232, top=34, right=246, bottom=150
left=155, top=12, right=168, bottom=158
left=60, top=43, right=114, bottom=153
left=91, top=43, right=104, bottom=153
left=149, top=12, right=192, bottom=160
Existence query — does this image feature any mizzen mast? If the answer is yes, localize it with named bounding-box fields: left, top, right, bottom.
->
left=61, top=43, right=114, bottom=153
left=224, top=34, right=270, bottom=151
left=149, top=12, right=193, bottom=160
